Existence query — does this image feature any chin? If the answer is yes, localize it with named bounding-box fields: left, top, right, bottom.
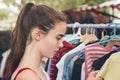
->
left=46, top=54, right=54, bottom=58
left=45, top=52, right=56, bottom=58
left=50, top=53, right=55, bottom=58
left=47, top=55, right=53, bottom=58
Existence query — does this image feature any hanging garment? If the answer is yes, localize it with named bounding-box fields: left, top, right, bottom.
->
left=50, top=41, right=75, bottom=80
left=81, top=62, right=85, bottom=80
left=56, top=43, right=85, bottom=80
left=84, top=43, right=115, bottom=79
left=92, top=50, right=118, bottom=70
left=62, top=50, right=84, bottom=80
left=0, top=49, right=10, bottom=77
left=71, top=58, right=84, bottom=80
left=96, top=52, right=120, bottom=80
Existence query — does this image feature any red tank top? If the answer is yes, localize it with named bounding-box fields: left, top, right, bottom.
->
left=13, top=67, right=50, bottom=80
left=13, top=68, right=35, bottom=80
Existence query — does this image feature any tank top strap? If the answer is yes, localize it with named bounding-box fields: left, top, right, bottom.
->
left=13, top=67, right=35, bottom=80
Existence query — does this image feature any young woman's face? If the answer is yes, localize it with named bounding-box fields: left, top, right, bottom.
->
left=38, top=21, right=66, bottom=58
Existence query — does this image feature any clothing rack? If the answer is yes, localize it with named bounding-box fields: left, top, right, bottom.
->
left=67, top=22, right=120, bottom=28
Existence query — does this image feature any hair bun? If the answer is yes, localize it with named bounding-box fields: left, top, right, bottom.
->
left=24, top=2, right=34, bottom=13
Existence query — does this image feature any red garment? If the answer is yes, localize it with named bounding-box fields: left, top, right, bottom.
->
left=62, top=40, right=75, bottom=48
left=50, top=41, right=75, bottom=80
left=13, top=68, right=35, bottom=80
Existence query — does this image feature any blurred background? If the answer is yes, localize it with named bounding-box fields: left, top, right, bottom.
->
left=0, top=0, right=120, bottom=30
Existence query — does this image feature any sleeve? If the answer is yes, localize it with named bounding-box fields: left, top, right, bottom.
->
left=96, top=59, right=110, bottom=78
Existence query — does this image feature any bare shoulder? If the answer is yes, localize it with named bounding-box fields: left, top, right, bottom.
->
left=15, top=69, right=40, bottom=80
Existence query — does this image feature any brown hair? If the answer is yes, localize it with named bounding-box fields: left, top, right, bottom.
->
left=3, top=2, right=66, bottom=79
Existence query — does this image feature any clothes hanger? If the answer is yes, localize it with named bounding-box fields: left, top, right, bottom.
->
left=99, top=23, right=120, bottom=48
left=101, top=28, right=108, bottom=38
left=90, top=28, right=95, bottom=34
left=98, top=23, right=115, bottom=44
left=76, top=26, right=82, bottom=37
left=110, top=23, right=120, bottom=42
left=63, top=22, right=81, bottom=44
left=71, top=22, right=81, bottom=37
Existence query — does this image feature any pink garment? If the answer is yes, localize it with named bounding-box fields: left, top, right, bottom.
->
left=84, top=43, right=115, bottom=80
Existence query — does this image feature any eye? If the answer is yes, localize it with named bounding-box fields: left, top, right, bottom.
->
left=56, top=37, right=62, bottom=41
left=56, top=34, right=64, bottom=41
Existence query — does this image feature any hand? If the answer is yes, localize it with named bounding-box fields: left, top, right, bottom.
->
left=87, top=71, right=103, bottom=80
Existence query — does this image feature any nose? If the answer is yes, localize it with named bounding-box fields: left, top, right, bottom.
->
left=58, top=40, right=64, bottom=48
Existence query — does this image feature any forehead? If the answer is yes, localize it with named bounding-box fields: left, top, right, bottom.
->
left=49, top=22, right=67, bottom=35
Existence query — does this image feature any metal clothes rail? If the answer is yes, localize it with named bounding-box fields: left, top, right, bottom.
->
left=67, top=22, right=120, bottom=28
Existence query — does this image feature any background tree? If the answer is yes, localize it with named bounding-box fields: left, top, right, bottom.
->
left=0, top=0, right=109, bottom=30
left=0, top=0, right=109, bottom=20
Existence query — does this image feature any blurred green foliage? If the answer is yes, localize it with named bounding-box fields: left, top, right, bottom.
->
left=0, top=0, right=108, bottom=30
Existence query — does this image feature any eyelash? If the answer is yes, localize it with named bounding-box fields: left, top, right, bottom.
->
left=56, top=37, right=61, bottom=41
left=56, top=35, right=64, bottom=41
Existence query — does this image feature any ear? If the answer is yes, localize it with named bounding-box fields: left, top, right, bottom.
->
left=32, top=28, right=41, bottom=41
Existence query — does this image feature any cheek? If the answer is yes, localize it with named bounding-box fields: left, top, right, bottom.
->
left=41, top=37, right=58, bottom=57
left=45, top=38, right=58, bottom=51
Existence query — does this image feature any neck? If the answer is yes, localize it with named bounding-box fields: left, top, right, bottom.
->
left=19, top=42, right=42, bottom=68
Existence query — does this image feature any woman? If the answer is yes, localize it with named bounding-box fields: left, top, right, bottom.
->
left=3, top=2, right=66, bottom=80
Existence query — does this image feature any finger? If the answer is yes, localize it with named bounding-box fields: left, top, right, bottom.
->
left=98, top=77, right=104, bottom=80
left=89, top=70, right=100, bottom=77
